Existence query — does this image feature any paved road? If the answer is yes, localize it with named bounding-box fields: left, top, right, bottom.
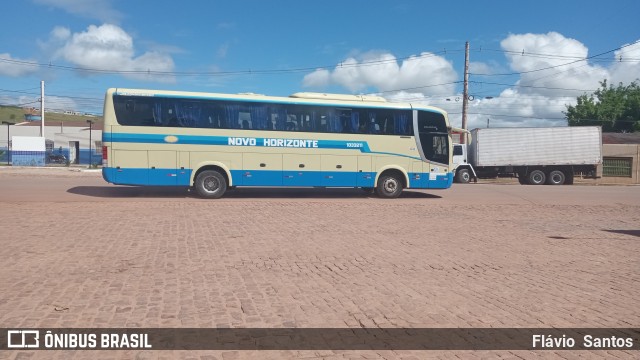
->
left=0, top=168, right=638, bottom=359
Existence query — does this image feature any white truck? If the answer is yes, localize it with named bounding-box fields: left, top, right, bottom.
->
left=452, top=127, right=602, bottom=185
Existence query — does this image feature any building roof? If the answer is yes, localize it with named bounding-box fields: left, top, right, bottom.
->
left=602, top=132, right=640, bottom=144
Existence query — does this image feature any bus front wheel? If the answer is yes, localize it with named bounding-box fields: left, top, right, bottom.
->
left=376, top=174, right=403, bottom=198
left=194, top=170, right=227, bottom=199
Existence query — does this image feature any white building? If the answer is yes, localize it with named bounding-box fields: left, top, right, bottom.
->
left=0, top=122, right=102, bottom=165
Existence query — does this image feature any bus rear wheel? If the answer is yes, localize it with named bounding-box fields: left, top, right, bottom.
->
left=194, top=170, right=227, bottom=199
left=376, top=174, right=403, bottom=198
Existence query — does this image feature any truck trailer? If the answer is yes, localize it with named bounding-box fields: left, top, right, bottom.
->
left=452, top=127, right=602, bottom=185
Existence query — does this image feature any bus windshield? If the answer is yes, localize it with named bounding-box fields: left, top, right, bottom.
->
left=416, top=110, right=449, bottom=166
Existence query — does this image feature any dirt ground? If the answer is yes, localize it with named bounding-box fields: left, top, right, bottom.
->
left=0, top=167, right=638, bottom=359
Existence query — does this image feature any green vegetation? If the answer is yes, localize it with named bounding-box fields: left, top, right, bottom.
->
left=0, top=105, right=103, bottom=125
left=0, top=106, right=23, bottom=124
left=565, top=80, right=640, bottom=132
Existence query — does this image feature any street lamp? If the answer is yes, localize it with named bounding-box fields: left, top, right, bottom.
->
left=86, top=119, right=94, bottom=166
left=2, top=121, right=12, bottom=165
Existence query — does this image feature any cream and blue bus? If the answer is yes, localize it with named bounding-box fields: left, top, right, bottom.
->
left=101, top=88, right=454, bottom=198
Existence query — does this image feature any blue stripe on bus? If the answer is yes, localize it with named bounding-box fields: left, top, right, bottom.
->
left=103, top=167, right=193, bottom=186
left=103, top=167, right=452, bottom=189
left=104, top=132, right=422, bottom=160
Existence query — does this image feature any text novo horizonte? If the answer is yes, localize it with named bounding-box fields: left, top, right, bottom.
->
left=228, top=137, right=318, bottom=148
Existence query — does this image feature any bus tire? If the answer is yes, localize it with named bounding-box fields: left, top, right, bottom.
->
left=456, top=168, right=471, bottom=183
left=376, top=174, right=403, bottom=198
left=528, top=169, right=546, bottom=185
left=546, top=170, right=566, bottom=185
left=194, top=170, right=227, bottom=199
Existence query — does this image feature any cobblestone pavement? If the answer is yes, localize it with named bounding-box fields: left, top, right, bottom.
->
left=0, top=168, right=639, bottom=359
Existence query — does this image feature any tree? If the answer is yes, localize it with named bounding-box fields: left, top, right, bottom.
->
left=565, top=80, right=640, bottom=132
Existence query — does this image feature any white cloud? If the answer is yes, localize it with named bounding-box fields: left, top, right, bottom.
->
left=303, top=51, right=457, bottom=96
left=0, top=53, right=39, bottom=77
left=610, top=40, right=640, bottom=85
left=303, top=68, right=331, bottom=88
left=51, top=26, right=71, bottom=41
left=54, top=24, right=175, bottom=82
left=468, top=61, right=494, bottom=75
left=499, top=32, right=609, bottom=98
left=44, top=95, right=80, bottom=112
left=304, top=35, right=640, bottom=129
left=458, top=32, right=635, bottom=129
left=34, top=0, right=123, bottom=23
left=465, top=88, right=572, bottom=129
left=0, top=94, right=78, bottom=113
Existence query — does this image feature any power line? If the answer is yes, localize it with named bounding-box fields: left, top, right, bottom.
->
left=469, top=81, right=597, bottom=93
left=469, top=40, right=640, bottom=77
left=0, top=88, right=103, bottom=101
left=459, top=112, right=567, bottom=120
left=0, top=50, right=456, bottom=77
left=475, top=48, right=640, bottom=62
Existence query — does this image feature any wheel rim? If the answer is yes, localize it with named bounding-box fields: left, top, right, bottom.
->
left=551, top=173, right=562, bottom=184
left=203, top=176, right=220, bottom=193
left=383, top=178, right=398, bottom=194
left=462, top=172, right=470, bottom=182
left=532, top=173, right=543, bottom=184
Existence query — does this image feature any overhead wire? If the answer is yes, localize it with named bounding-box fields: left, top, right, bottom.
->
left=469, top=40, right=640, bottom=76
left=0, top=50, right=457, bottom=77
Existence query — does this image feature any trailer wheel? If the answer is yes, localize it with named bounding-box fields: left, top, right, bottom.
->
left=528, top=170, right=546, bottom=185
left=456, top=168, right=471, bottom=183
left=194, top=170, right=227, bottom=199
left=546, top=170, right=566, bottom=185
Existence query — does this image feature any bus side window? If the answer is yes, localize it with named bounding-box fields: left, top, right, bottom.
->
left=125, top=100, right=135, bottom=112
left=319, top=115, right=327, bottom=132
left=358, top=115, right=368, bottom=133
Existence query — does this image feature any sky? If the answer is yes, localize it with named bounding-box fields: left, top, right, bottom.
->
left=1, top=0, right=639, bottom=129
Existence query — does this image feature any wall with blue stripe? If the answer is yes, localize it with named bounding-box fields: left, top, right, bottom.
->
left=0, top=148, right=102, bottom=165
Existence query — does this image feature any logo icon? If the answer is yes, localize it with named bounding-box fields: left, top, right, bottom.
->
left=7, top=330, right=40, bottom=348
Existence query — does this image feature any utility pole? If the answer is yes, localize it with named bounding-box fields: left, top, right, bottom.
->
left=461, top=41, right=470, bottom=144
left=40, top=80, right=45, bottom=138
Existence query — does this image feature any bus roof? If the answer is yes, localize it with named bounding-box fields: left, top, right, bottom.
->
left=289, top=92, right=387, bottom=103
left=109, top=88, right=447, bottom=114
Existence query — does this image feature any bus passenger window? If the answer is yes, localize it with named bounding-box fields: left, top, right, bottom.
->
left=125, top=100, right=135, bottom=112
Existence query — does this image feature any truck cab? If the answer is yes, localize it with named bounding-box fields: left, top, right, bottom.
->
left=452, top=144, right=476, bottom=183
